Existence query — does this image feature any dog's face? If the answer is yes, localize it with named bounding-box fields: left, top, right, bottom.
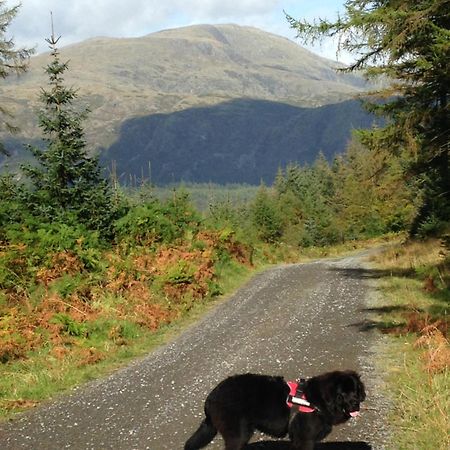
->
left=311, top=370, right=366, bottom=424
left=334, top=371, right=366, bottom=421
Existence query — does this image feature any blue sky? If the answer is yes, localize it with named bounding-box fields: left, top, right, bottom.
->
left=7, top=1, right=348, bottom=61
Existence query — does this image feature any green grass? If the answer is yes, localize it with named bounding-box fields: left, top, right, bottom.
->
left=383, top=336, right=449, bottom=450
left=370, top=239, right=449, bottom=449
left=0, top=328, right=170, bottom=413
left=0, top=258, right=254, bottom=420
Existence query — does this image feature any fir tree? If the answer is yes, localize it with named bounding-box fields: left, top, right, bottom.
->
left=0, top=1, right=33, bottom=154
left=23, top=27, right=115, bottom=236
left=251, top=185, right=283, bottom=243
left=287, top=0, right=450, bottom=235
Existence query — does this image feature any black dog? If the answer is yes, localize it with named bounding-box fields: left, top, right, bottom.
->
left=184, top=370, right=365, bottom=450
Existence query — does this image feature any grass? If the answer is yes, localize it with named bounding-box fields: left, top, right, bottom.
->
left=383, top=337, right=449, bottom=450
left=0, top=325, right=173, bottom=412
left=369, top=238, right=449, bottom=449
left=0, top=252, right=255, bottom=420
left=0, top=234, right=414, bottom=420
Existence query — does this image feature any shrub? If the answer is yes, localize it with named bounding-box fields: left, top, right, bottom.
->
left=114, top=201, right=177, bottom=245
left=50, top=313, right=88, bottom=337
left=0, top=216, right=105, bottom=294
left=251, top=187, right=283, bottom=243
left=114, top=192, right=200, bottom=247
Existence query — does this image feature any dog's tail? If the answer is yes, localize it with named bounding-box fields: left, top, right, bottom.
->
left=184, top=415, right=217, bottom=450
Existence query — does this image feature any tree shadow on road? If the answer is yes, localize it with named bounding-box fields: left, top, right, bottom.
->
left=246, top=441, right=371, bottom=449
left=329, top=265, right=432, bottom=335
left=329, top=266, right=414, bottom=281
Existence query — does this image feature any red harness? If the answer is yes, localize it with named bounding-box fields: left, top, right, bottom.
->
left=286, top=380, right=316, bottom=413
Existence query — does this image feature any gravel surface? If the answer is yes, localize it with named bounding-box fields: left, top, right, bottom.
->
left=0, top=251, right=390, bottom=449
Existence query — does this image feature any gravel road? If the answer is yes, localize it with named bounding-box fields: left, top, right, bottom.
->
left=0, top=251, right=390, bottom=449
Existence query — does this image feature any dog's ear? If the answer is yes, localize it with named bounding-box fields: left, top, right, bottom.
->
left=319, top=381, right=341, bottom=414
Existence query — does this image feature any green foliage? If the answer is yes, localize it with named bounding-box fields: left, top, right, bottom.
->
left=0, top=173, right=29, bottom=238
left=163, top=190, right=201, bottom=236
left=114, top=192, right=200, bottom=246
left=332, top=138, right=417, bottom=239
left=87, top=319, right=141, bottom=343
left=50, top=313, right=88, bottom=337
left=5, top=215, right=102, bottom=255
left=208, top=199, right=242, bottom=227
left=0, top=2, right=32, bottom=79
left=50, top=274, right=84, bottom=299
left=0, top=217, right=104, bottom=292
left=275, top=155, right=339, bottom=246
left=207, top=199, right=253, bottom=246
left=270, top=138, right=416, bottom=246
left=114, top=201, right=177, bottom=246
left=251, top=185, right=283, bottom=243
left=287, top=0, right=450, bottom=235
left=164, top=260, right=196, bottom=285
left=0, top=1, right=34, bottom=154
left=414, top=213, right=446, bottom=239
left=20, top=32, right=117, bottom=237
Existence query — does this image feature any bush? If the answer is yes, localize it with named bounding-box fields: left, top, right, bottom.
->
left=0, top=174, right=29, bottom=240
left=0, top=216, right=104, bottom=291
left=114, top=201, right=177, bottom=245
left=414, top=214, right=447, bottom=239
left=251, top=187, right=283, bottom=243
left=50, top=313, right=88, bottom=337
left=114, top=192, right=200, bottom=247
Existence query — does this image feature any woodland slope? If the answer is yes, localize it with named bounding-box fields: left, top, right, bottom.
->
left=103, top=98, right=374, bottom=184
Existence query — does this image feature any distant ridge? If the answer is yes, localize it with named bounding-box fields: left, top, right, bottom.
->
left=101, top=98, right=374, bottom=185
left=1, top=24, right=372, bottom=184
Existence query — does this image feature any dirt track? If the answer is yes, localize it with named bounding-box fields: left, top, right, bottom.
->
left=0, top=251, right=390, bottom=449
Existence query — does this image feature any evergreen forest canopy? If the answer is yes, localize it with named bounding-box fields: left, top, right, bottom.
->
left=0, top=0, right=448, bottom=251
left=0, top=4, right=446, bottom=289
left=287, top=0, right=450, bottom=235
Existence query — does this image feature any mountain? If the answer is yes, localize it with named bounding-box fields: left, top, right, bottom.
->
left=103, top=98, right=374, bottom=185
left=0, top=24, right=373, bottom=183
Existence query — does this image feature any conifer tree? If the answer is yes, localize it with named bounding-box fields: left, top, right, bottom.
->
left=287, top=0, right=450, bottom=235
left=251, top=185, right=283, bottom=243
left=0, top=1, right=33, bottom=154
left=23, top=27, right=115, bottom=235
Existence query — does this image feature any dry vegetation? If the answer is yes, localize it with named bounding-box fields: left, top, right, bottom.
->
left=0, top=229, right=254, bottom=416
left=371, top=238, right=449, bottom=449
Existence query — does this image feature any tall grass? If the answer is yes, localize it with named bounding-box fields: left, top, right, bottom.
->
left=384, top=337, right=449, bottom=450
left=371, top=238, right=449, bottom=449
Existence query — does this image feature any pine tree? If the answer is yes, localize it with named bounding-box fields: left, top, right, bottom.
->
left=0, top=1, right=33, bottom=154
left=22, top=28, right=115, bottom=236
left=251, top=185, right=283, bottom=243
left=287, top=0, right=450, bottom=235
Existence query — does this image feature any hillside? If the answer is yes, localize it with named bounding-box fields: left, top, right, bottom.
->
left=0, top=24, right=373, bottom=183
left=102, top=98, right=374, bottom=184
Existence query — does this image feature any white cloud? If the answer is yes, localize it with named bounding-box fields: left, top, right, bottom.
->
left=6, top=0, right=350, bottom=62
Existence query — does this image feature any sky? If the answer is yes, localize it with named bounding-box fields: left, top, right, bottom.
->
left=6, top=0, right=349, bottom=61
